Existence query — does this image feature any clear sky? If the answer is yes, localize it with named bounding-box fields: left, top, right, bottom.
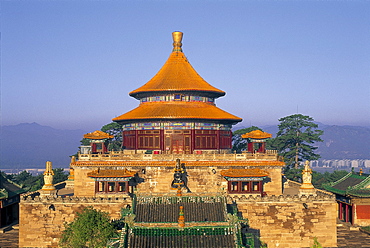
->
left=1, top=1, right=369, bottom=131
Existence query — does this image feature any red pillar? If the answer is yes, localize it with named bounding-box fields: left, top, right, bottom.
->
left=248, top=142, right=254, bottom=153
left=345, top=204, right=349, bottom=222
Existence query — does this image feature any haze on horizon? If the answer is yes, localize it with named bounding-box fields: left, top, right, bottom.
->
left=1, top=1, right=369, bottom=131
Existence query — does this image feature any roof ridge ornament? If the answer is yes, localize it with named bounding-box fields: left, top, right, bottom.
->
left=172, top=31, right=183, bottom=52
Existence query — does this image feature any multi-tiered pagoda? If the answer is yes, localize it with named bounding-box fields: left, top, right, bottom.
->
left=113, top=32, right=242, bottom=154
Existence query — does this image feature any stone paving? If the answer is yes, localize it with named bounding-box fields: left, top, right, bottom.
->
left=337, top=221, right=370, bottom=248
left=0, top=221, right=370, bottom=247
left=0, top=228, right=18, bottom=248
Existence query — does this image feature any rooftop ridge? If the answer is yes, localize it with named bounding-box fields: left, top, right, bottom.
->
left=328, top=171, right=352, bottom=186
left=351, top=174, right=370, bottom=189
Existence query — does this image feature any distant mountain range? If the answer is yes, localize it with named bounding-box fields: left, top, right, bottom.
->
left=1, top=122, right=369, bottom=169
left=0, top=123, right=87, bottom=169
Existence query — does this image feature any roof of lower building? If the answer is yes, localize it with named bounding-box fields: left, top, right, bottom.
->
left=323, top=171, right=370, bottom=197
left=220, top=168, right=269, bottom=178
left=0, top=174, right=26, bottom=200
left=241, top=130, right=272, bottom=139
left=112, top=101, right=242, bottom=123
left=87, top=169, right=136, bottom=178
left=129, top=32, right=225, bottom=99
left=128, top=228, right=235, bottom=248
left=135, top=201, right=227, bottom=223
left=83, top=130, right=114, bottom=140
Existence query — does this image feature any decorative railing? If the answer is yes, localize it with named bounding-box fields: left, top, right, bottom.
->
left=78, top=150, right=281, bottom=162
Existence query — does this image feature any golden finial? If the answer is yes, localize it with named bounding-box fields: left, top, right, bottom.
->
left=172, top=31, right=183, bottom=52
left=360, top=168, right=363, bottom=176
left=42, top=161, right=56, bottom=192
left=178, top=205, right=185, bottom=228
left=44, top=161, right=54, bottom=175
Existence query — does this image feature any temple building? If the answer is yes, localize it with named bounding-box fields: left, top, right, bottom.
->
left=19, top=32, right=338, bottom=248
left=0, top=174, right=25, bottom=229
left=113, top=31, right=241, bottom=154
left=323, top=168, right=370, bottom=226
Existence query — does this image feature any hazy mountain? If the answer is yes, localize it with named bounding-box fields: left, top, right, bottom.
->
left=1, top=122, right=369, bottom=170
left=234, top=124, right=370, bottom=160
left=0, top=123, right=87, bottom=169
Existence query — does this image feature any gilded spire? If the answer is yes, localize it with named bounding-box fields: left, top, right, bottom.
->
left=42, top=161, right=56, bottom=192
left=172, top=31, right=183, bottom=52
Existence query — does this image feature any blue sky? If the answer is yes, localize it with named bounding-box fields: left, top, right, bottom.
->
left=1, top=1, right=369, bottom=131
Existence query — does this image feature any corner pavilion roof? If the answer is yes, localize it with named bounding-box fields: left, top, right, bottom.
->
left=113, top=101, right=242, bottom=123
left=83, top=130, right=113, bottom=140
left=241, top=130, right=272, bottom=139
left=129, top=32, right=225, bottom=99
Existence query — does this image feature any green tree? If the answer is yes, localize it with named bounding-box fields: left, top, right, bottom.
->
left=232, top=126, right=262, bottom=153
left=53, top=168, right=68, bottom=184
left=101, top=122, right=122, bottom=151
left=10, top=168, right=68, bottom=192
left=59, top=206, right=116, bottom=248
left=269, top=114, right=323, bottom=168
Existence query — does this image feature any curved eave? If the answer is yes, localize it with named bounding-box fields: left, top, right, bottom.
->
left=129, top=51, right=225, bottom=99
left=220, top=168, right=269, bottom=178
left=130, top=89, right=225, bottom=100
left=112, top=102, right=242, bottom=124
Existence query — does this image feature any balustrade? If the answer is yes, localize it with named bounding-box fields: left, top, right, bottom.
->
left=77, top=150, right=279, bottom=162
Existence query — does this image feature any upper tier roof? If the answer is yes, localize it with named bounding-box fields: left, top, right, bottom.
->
left=112, top=101, right=242, bottom=124
left=129, top=32, right=225, bottom=99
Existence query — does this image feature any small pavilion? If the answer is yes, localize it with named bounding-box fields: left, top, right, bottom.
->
left=241, top=130, right=272, bottom=153
left=82, top=130, right=114, bottom=154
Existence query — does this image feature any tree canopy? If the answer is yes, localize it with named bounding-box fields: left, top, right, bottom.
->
left=79, top=122, right=122, bottom=151
left=232, top=126, right=262, bottom=153
left=59, top=206, right=116, bottom=248
left=269, top=114, right=323, bottom=168
left=284, top=167, right=348, bottom=189
left=101, top=122, right=122, bottom=151
left=1, top=168, right=68, bottom=192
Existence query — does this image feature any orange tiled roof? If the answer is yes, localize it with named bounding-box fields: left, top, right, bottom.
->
left=112, top=101, right=242, bottom=123
left=83, top=130, right=114, bottom=140
left=129, top=50, right=225, bottom=98
left=220, top=168, right=269, bottom=177
left=241, top=130, right=272, bottom=139
left=87, top=169, right=136, bottom=178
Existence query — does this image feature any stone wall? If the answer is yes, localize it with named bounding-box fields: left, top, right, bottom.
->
left=19, top=195, right=132, bottom=248
left=73, top=165, right=282, bottom=196
left=230, top=194, right=337, bottom=248
left=73, top=167, right=96, bottom=197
